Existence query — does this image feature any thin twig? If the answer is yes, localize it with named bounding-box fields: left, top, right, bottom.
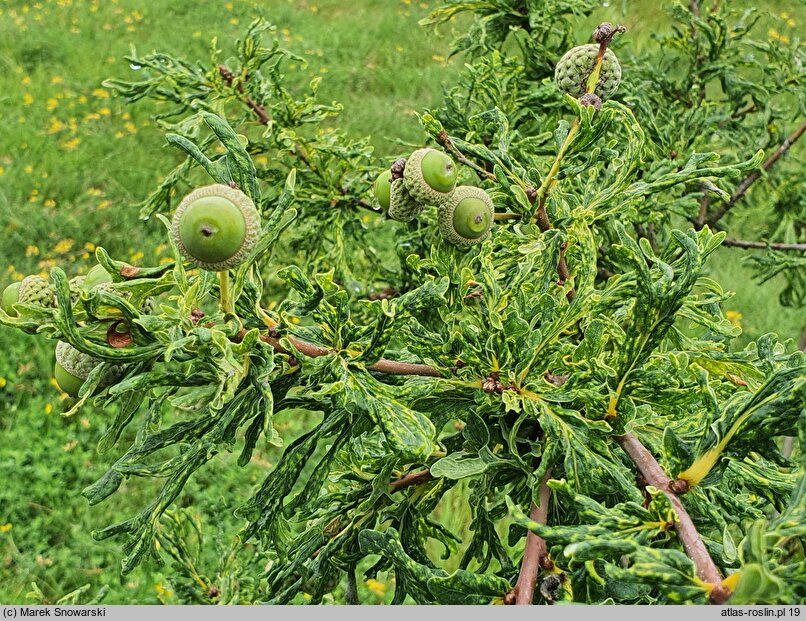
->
left=528, top=187, right=575, bottom=302
left=721, top=238, right=806, bottom=252
left=494, top=212, right=521, bottom=221
left=234, top=328, right=443, bottom=377
left=706, top=118, right=806, bottom=227
left=389, top=469, right=433, bottom=492
left=436, top=130, right=496, bottom=181
left=505, top=470, right=553, bottom=605
left=694, top=193, right=710, bottom=230
left=614, top=433, right=731, bottom=604
left=218, top=65, right=269, bottom=124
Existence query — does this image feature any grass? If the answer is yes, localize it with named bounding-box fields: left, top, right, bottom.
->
left=0, top=0, right=803, bottom=605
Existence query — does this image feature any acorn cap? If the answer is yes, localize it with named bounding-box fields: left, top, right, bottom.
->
left=171, top=184, right=261, bottom=271
left=438, top=186, right=494, bottom=247
left=2, top=282, right=21, bottom=315
left=554, top=44, right=621, bottom=99
left=388, top=178, right=424, bottom=222
left=403, top=148, right=457, bottom=206
left=54, top=341, right=124, bottom=396
left=18, top=275, right=56, bottom=307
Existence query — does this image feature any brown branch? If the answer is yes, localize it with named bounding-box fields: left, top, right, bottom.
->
left=234, top=328, right=443, bottom=377
left=218, top=65, right=269, bottom=125
left=614, top=433, right=731, bottom=604
left=389, top=469, right=433, bottom=492
left=706, top=118, right=806, bottom=227
left=694, top=193, right=710, bottom=230
left=505, top=470, right=553, bottom=605
left=718, top=104, right=757, bottom=128
left=435, top=130, right=496, bottom=181
left=528, top=186, right=575, bottom=302
left=721, top=238, right=806, bottom=252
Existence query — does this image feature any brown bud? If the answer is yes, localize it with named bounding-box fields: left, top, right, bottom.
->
left=579, top=92, right=602, bottom=111
left=592, top=22, right=626, bottom=44
left=669, top=479, right=690, bottom=495
left=390, top=158, right=407, bottom=181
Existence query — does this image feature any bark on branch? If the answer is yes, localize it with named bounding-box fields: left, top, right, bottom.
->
left=721, top=238, right=806, bottom=252
left=505, top=470, right=553, bottom=605
left=234, top=328, right=443, bottom=377
left=389, top=469, right=433, bottom=492
left=614, top=433, right=731, bottom=604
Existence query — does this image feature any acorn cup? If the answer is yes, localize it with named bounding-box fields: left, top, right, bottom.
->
left=171, top=184, right=261, bottom=271
left=554, top=44, right=621, bottom=99
left=403, top=148, right=458, bottom=206
left=18, top=275, right=56, bottom=308
left=54, top=341, right=125, bottom=398
left=388, top=179, right=425, bottom=222
left=438, top=186, right=494, bottom=247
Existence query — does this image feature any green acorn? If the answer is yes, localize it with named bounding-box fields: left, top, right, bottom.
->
left=171, top=184, right=261, bottom=271
left=403, top=148, right=457, bottom=206
left=373, top=169, right=393, bottom=212
left=18, top=275, right=56, bottom=307
left=554, top=44, right=621, bottom=99
left=438, top=186, right=494, bottom=247
left=54, top=341, right=124, bottom=397
left=388, top=179, right=424, bottom=222
left=2, top=282, right=21, bottom=315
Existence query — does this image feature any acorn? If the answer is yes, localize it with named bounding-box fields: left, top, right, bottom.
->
left=18, top=275, right=56, bottom=307
left=554, top=44, right=621, bottom=99
left=438, top=186, right=494, bottom=247
left=388, top=178, right=424, bottom=222
left=403, top=148, right=457, bottom=206
left=171, top=184, right=261, bottom=271
left=2, top=282, right=21, bottom=315
left=373, top=169, right=393, bottom=212
left=54, top=341, right=124, bottom=397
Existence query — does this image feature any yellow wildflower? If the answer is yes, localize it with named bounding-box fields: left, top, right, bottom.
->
left=725, top=310, right=742, bottom=327
left=366, top=579, right=386, bottom=597
left=54, top=239, right=74, bottom=254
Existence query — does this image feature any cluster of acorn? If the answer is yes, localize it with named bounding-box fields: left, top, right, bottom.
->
left=1, top=264, right=130, bottom=397
left=0, top=33, right=621, bottom=398
left=0, top=184, right=261, bottom=399
left=372, top=148, right=495, bottom=247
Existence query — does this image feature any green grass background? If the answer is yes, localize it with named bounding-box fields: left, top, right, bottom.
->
left=0, top=0, right=803, bottom=605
